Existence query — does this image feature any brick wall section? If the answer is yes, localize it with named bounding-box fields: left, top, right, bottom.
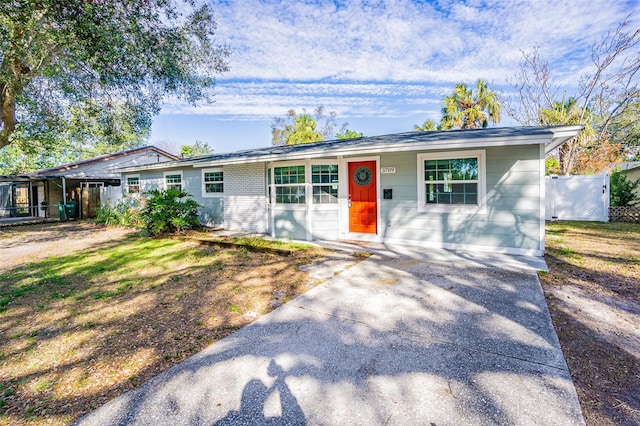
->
left=224, top=163, right=268, bottom=233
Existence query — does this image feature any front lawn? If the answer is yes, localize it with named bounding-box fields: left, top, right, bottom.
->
left=540, top=221, right=640, bottom=425
left=0, top=226, right=324, bottom=425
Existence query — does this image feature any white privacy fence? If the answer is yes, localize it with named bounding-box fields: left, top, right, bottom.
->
left=545, top=174, right=610, bottom=222
left=100, top=185, right=123, bottom=208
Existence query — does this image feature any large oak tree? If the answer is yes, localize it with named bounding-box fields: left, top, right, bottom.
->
left=0, top=0, right=230, bottom=152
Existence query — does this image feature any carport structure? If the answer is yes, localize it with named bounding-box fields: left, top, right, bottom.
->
left=0, top=146, right=177, bottom=221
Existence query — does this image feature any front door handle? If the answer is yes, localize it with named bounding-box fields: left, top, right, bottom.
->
left=348, top=194, right=352, bottom=208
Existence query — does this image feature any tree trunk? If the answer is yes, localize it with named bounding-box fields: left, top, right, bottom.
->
left=0, top=83, right=17, bottom=149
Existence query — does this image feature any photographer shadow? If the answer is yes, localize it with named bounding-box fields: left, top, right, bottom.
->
left=213, top=360, right=305, bottom=425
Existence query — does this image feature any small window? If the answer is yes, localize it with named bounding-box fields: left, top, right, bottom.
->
left=418, top=151, right=485, bottom=212
left=274, top=165, right=305, bottom=204
left=202, top=169, right=223, bottom=196
left=312, top=164, right=339, bottom=204
left=164, top=171, right=183, bottom=191
left=125, top=175, right=140, bottom=194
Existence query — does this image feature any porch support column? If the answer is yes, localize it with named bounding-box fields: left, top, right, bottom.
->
left=61, top=177, right=67, bottom=204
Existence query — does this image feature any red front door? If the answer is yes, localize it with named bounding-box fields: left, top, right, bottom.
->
left=348, top=161, right=377, bottom=233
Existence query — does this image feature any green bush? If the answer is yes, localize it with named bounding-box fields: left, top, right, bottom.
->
left=140, top=189, right=201, bottom=235
left=95, top=200, right=142, bottom=227
left=610, top=170, right=640, bottom=207
left=545, top=157, right=561, bottom=175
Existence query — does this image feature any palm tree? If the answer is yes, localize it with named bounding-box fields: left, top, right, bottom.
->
left=414, top=119, right=439, bottom=131
left=540, top=96, right=597, bottom=174
left=440, top=79, right=501, bottom=129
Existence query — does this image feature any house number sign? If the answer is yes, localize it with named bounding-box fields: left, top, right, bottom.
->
left=380, top=167, right=396, bottom=174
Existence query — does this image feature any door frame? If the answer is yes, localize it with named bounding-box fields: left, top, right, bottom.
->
left=340, top=156, right=380, bottom=239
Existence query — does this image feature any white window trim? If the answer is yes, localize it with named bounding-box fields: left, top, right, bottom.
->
left=269, top=160, right=341, bottom=210
left=124, top=174, right=140, bottom=195
left=163, top=170, right=183, bottom=191
left=310, top=159, right=340, bottom=209
left=81, top=182, right=105, bottom=188
left=417, top=150, right=487, bottom=214
left=271, top=162, right=307, bottom=209
left=201, top=168, right=223, bottom=198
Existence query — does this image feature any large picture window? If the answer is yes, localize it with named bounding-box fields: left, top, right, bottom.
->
left=164, top=171, right=183, bottom=191
left=274, top=165, right=305, bottom=204
left=202, top=169, right=223, bottom=196
left=311, top=164, right=338, bottom=204
left=418, top=151, right=485, bottom=212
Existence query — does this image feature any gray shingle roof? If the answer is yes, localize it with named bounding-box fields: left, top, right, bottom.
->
left=191, top=126, right=554, bottom=163
left=118, top=125, right=582, bottom=172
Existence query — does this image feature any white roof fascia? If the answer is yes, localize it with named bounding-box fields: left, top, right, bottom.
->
left=545, top=125, right=583, bottom=154
left=191, top=134, right=552, bottom=168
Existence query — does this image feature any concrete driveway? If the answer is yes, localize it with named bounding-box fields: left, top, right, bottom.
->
left=76, top=247, right=584, bottom=425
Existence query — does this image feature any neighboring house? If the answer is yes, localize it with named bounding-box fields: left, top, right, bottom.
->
left=618, top=162, right=640, bottom=198
left=0, top=146, right=178, bottom=220
left=119, top=126, right=581, bottom=256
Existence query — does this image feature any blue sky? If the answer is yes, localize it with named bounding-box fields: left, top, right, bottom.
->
left=150, top=0, right=639, bottom=154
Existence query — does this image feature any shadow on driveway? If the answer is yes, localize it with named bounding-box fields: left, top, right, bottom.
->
left=76, top=252, right=584, bottom=425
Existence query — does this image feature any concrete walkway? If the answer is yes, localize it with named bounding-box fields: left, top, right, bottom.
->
left=76, top=249, right=584, bottom=425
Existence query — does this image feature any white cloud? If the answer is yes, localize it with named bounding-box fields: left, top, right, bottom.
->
left=214, top=0, right=635, bottom=80
left=160, top=0, right=639, bottom=121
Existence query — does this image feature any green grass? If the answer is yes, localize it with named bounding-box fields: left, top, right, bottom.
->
left=231, top=236, right=313, bottom=251
left=0, top=237, right=207, bottom=312
left=0, top=226, right=323, bottom=426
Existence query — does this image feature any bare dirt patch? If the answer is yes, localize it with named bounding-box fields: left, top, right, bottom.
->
left=0, top=222, right=334, bottom=425
left=539, top=221, right=640, bottom=425
left=0, top=222, right=135, bottom=270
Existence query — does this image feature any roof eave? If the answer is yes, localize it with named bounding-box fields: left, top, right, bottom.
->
left=118, top=159, right=198, bottom=173
left=545, top=125, right=583, bottom=154
left=191, top=134, right=552, bottom=167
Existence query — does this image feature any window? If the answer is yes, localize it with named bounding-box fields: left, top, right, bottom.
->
left=311, top=164, right=339, bottom=204
left=125, top=175, right=140, bottom=194
left=202, top=169, right=223, bottom=196
left=418, top=150, right=485, bottom=212
left=164, top=172, right=183, bottom=191
left=82, top=182, right=105, bottom=189
left=274, top=165, right=305, bottom=204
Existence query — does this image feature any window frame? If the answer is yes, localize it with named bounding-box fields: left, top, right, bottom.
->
left=310, top=163, right=339, bottom=205
left=268, top=160, right=341, bottom=211
left=201, top=168, right=224, bottom=197
left=125, top=174, right=141, bottom=195
left=163, top=171, right=183, bottom=192
left=272, top=164, right=307, bottom=206
left=417, top=150, right=486, bottom=214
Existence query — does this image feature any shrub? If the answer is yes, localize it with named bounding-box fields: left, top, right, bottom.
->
left=140, top=189, right=201, bottom=235
left=95, top=200, right=142, bottom=227
left=545, top=157, right=561, bottom=175
left=610, top=170, right=640, bottom=207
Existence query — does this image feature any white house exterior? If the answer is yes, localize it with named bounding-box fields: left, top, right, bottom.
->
left=119, top=126, right=581, bottom=256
